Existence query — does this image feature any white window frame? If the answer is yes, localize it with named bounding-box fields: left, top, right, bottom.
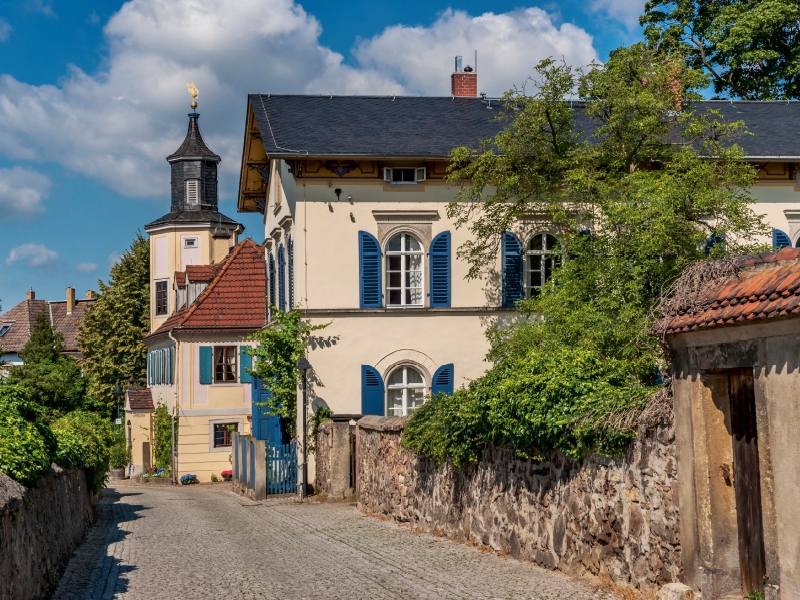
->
left=184, top=237, right=198, bottom=248
left=208, top=419, right=244, bottom=452
left=185, top=179, right=200, bottom=205
left=154, top=279, right=169, bottom=316
left=386, top=365, right=427, bottom=416
left=383, top=167, right=426, bottom=185
left=526, top=232, right=560, bottom=298
left=214, top=345, right=238, bottom=384
left=0, top=324, right=10, bottom=336
left=385, top=232, right=425, bottom=308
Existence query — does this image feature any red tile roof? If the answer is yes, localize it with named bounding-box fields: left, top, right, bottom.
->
left=0, top=298, right=95, bottom=354
left=661, top=247, right=800, bottom=335
left=127, top=387, right=154, bottom=411
left=174, top=271, right=186, bottom=287
left=146, top=239, right=267, bottom=340
left=185, top=264, right=217, bottom=282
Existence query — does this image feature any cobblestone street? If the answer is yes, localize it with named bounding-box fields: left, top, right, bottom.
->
left=51, top=483, right=603, bottom=600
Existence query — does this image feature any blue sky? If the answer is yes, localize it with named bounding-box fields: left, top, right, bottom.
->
left=0, top=0, right=642, bottom=309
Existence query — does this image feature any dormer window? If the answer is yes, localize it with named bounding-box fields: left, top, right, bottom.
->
left=185, top=179, right=200, bottom=205
left=383, top=167, right=426, bottom=184
left=0, top=324, right=10, bottom=336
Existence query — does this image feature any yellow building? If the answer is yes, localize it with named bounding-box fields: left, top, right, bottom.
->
left=129, top=107, right=268, bottom=482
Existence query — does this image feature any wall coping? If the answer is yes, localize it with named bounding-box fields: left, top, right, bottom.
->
left=357, top=415, right=409, bottom=432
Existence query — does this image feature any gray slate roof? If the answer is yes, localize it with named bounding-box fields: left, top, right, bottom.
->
left=167, top=113, right=221, bottom=162
left=249, top=95, right=800, bottom=160
left=145, top=210, right=240, bottom=230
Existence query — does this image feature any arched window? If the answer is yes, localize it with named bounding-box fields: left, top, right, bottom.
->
left=386, top=365, right=426, bottom=416
left=527, top=233, right=559, bottom=297
left=386, top=233, right=423, bottom=307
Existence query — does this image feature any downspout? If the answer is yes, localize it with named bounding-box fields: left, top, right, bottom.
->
left=168, top=328, right=179, bottom=485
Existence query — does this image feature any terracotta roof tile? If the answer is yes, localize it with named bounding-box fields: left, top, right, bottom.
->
left=185, top=264, right=217, bottom=282
left=127, top=387, right=154, bottom=410
left=0, top=298, right=95, bottom=354
left=174, top=271, right=186, bottom=287
left=145, top=239, right=267, bottom=340
left=660, top=248, right=800, bottom=335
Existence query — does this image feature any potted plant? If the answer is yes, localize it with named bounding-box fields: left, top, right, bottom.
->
left=221, top=470, right=233, bottom=482
left=108, top=430, right=131, bottom=480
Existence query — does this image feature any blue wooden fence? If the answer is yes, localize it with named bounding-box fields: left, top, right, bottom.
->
left=267, top=443, right=297, bottom=495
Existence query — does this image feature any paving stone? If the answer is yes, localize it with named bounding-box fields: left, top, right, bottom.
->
left=52, top=483, right=604, bottom=600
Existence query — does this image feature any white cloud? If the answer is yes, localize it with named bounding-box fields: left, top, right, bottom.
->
left=589, top=0, right=645, bottom=29
left=107, top=251, right=122, bottom=269
left=0, top=19, right=11, bottom=41
left=0, top=167, right=50, bottom=220
left=6, top=243, right=61, bottom=269
left=32, top=0, right=56, bottom=18
left=0, top=0, right=598, bottom=200
left=353, top=9, right=597, bottom=97
left=77, top=262, right=98, bottom=272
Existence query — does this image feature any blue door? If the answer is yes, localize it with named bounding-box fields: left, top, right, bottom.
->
left=251, top=377, right=282, bottom=446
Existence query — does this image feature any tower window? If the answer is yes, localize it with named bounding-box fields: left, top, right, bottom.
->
left=185, top=179, right=200, bottom=205
left=155, top=280, right=169, bottom=316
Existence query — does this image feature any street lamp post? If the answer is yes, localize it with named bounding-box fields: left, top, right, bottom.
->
left=296, top=357, right=312, bottom=499
left=112, top=384, right=123, bottom=431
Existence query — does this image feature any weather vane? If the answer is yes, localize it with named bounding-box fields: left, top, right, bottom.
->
left=186, top=82, right=198, bottom=111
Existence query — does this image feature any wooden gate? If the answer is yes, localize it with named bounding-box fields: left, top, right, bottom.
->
left=728, top=368, right=766, bottom=595
left=267, top=442, right=297, bottom=495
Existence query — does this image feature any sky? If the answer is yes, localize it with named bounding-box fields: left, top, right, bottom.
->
left=0, top=0, right=644, bottom=309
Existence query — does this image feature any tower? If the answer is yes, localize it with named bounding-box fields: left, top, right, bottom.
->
left=144, top=93, right=243, bottom=332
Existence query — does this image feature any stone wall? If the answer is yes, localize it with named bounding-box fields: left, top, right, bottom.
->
left=315, top=420, right=354, bottom=499
left=356, top=416, right=680, bottom=591
left=0, top=466, right=94, bottom=600
left=314, top=421, right=332, bottom=493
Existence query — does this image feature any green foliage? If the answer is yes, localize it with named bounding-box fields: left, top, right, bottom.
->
left=0, top=386, right=57, bottom=485
left=403, top=348, right=653, bottom=467
left=642, top=0, right=800, bottom=99
left=108, top=428, right=132, bottom=469
left=308, top=407, right=334, bottom=455
left=248, top=307, right=329, bottom=438
left=746, top=591, right=765, bottom=600
left=78, top=232, right=150, bottom=411
left=4, top=311, right=87, bottom=418
left=51, top=411, right=114, bottom=492
left=404, top=47, right=769, bottom=467
left=153, top=403, right=177, bottom=470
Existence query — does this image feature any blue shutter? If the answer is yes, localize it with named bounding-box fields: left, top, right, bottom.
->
left=278, top=244, right=286, bottom=313
left=239, top=346, right=252, bottom=383
left=168, top=347, right=174, bottom=385
left=429, top=231, right=451, bottom=307
left=431, top=364, right=454, bottom=395
left=199, top=346, right=213, bottom=384
left=773, top=229, right=791, bottom=249
left=361, top=365, right=385, bottom=415
left=359, top=231, right=382, bottom=308
left=157, top=349, right=163, bottom=385
left=268, top=254, right=276, bottom=310
left=502, top=232, right=523, bottom=307
left=147, top=352, right=153, bottom=386
left=288, top=236, right=294, bottom=309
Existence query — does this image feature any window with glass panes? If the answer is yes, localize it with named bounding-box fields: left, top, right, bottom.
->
left=155, top=280, right=168, bottom=316
left=386, top=365, right=426, bottom=416
left=214, top=346, right=237, bottom=383
left=386, top=233, right=423, bottom=306
left=213, top=422, right=238, bottom=447
left=527, top=233, right=560, bottom=297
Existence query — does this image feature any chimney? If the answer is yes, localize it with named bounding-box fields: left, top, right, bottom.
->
left=451, top=54, right=477, bottom=98
left=26, top=288, right=35, bottom=301
left=85, top=290, right=97, bottom=300
left=66, top=287, right=75, bottom=314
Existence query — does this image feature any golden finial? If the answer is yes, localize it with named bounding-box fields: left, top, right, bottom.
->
left=186, top=82, right=199, bottom=110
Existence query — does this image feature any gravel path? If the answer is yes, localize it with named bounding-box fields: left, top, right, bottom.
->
left=51, top=483, right=603, bottom=600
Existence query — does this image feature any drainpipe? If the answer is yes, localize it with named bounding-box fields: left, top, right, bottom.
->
left=168, top=328, right=179, bottom=486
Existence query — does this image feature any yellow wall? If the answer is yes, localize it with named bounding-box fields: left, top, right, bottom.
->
left=125, top=409, right=152, bottom=476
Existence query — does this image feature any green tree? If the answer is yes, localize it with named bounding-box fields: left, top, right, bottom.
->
left=78, top=233, right=150, bottom=410
left=4, top=311, right=86, bottom=418
left=404, top=46, right=769, bottom=465
left=641, top=0, right=800, bottom=99
left=153, top=403, right=177, bottom=470
left=248, top=307, right=329, bottom=438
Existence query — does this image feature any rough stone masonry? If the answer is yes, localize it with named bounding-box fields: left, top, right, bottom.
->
left=356, top=415, right=681, bottom=591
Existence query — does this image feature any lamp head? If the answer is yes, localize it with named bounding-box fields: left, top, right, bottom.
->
left=296, top=357, right=312, bottom=372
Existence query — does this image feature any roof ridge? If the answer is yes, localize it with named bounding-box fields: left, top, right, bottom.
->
left=180, top=241, right=248, bottom=325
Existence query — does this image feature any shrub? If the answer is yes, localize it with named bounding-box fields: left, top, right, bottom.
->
left=153, top=403, right=177, bottom=470
left=221, top=469, right=232, bottom=481
left=108, top=429, right=132, bottom=469
left=180, top=473, right=198, bottom=485
left=402, top=348, right=654, bottom=467
left=51, top=411, right=114, bottom=491
left=0, top=386, right=57, bottom=485
left=210, top=474, right=219, bottom=482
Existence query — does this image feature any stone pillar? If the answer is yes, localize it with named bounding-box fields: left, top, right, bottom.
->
left=253, top=439, right=267, bottom=500
left=232, top=432, right=239, bottom=482
left=330, top=421, right=352, bottom=499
